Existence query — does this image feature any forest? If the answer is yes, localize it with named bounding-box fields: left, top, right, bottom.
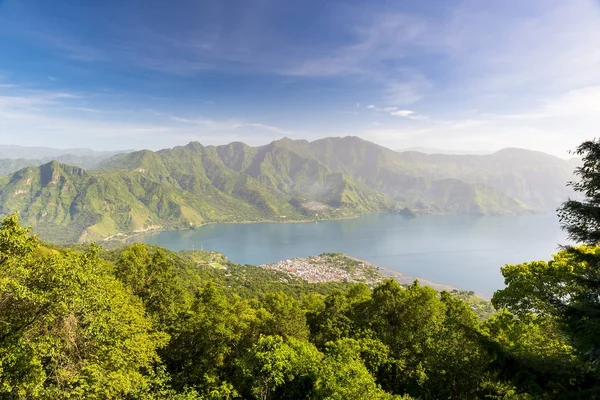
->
left=1, top=140, right=599, bottom=399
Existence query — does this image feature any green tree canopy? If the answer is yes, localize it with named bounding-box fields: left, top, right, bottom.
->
left=0, top=214, right=167, bottom=398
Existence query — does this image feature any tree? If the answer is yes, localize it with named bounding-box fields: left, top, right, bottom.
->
left=0, top=215, right=168, bottom=398
left=257, top=292, right=310, bottom=341
left=164, top=283, right=259, bottom=393
left=554, top=139, right=600, bottom=359
left=499, top=138, right=600, bottom=364
left=558, top=138, right=600, bottom=244
left=242, top=335, right=321, bottom=400
left=491, top=138, right=600, bottom=397
left=116, top=245, right=190, bottom=329
left=315, top=339, right=407, bottom=400
left=492, top=248, right=600, bottom=372
left=307, top=284, right=371, bottom=348
left=362, top=280, right=445, bottom=395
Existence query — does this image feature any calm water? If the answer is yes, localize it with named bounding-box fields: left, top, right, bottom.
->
left=134, top=213, right=568, bottom=297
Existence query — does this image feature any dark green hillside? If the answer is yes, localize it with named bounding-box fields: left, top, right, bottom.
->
left=0, top=160, right=297, bottom=243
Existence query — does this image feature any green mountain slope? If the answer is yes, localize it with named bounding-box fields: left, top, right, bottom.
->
left=271, top=137, right=574, bottom=210
left=392, top=147, right=576, bottom=210
left=0, top=136, right=571, bottom=242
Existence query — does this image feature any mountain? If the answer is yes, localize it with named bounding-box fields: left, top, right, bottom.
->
left=268, top=137, right=573, bottom=210
left=392, top=148, right=576, bottom=210
left=397, top=147, right=493, bottom=155
left=0, top=145, right=133, bottom=175
left=0, top=153, right=124, bottom=175
left=0, top=145, right=131, bottom=159
left=0, top=137, right=575, bottom=242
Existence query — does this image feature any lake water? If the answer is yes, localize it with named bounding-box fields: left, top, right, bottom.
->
left=133, top=213, right=568, bottom=297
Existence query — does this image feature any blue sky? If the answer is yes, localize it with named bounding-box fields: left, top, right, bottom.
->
left=0, top=0, right=599, bottom=156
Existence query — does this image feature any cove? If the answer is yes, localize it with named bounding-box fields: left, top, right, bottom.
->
left=132, top=213, right=567, bottom=297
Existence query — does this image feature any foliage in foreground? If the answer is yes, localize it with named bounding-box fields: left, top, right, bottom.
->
left=0, top=214, right=596, bottom=399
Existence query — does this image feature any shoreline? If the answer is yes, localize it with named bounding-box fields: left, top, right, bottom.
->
left=100, top=209, right=547, bottom=245
left=109, top=211, right=383, bottom=244
left=345, top=255, right=491, bottom=299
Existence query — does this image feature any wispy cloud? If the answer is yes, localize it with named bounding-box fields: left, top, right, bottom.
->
left=14, top=0, right=600, bottom=109
left=0, top=81, right=291, bottom=149
left=66, top=107, right=106, bottom=114
left=389, top=110, right=414, bottom=118
left=365, top=104, right=419, bottom=119
left=2, top=0, right=600, bottom=155
left=170, top=116, right=289, bottom=136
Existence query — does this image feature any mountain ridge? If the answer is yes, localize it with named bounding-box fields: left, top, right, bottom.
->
left=0, top=136, right=574, bottom=242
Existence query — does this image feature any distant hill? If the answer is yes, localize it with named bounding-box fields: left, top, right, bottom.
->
left=0, top=137, right=576, bottom=242
left=393, top=147, right=577, bottom=210
left=0, top=145, right=133, bottom=175
left=0, top=153, right=123, bottom=175
left=0, top=145, right=131, bottom=159
left=397, top=147, right=493, bottom=155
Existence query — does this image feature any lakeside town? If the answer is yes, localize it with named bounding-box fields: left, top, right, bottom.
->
left=259, top=253, right=384, bottom=285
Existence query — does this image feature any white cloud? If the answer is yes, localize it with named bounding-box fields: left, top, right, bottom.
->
left=389, top=110, right=414, bottom=117
left=366, top=104, right=419, bottom=118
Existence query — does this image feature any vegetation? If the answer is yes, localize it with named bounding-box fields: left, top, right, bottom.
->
left=0, top=138, right=596, bottom=398
left=0, top=213, right=595, bottom=398
left=0, top=137, right=575, bottom=242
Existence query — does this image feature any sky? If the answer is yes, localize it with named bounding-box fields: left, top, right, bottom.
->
left=0, top=0, right=599, bottom=156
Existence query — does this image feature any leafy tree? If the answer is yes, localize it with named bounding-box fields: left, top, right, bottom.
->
left=0, top=214, right=167, bottom=398
left=8, top=210, right=594, bottom=399
left=307, top=284, right=371, bottom=348
left=164, top=283, right=259, bottom=393
left=116, top=245, right=190, bottom=329
left=241, top=335, right=321, bottom=400
left=257, top=292, right=310, bottom=340
left=482, top=309, right=584, bottom=398
left=421, top=291, right=491, bottom=399
left=315, top=339, right=407, bottom=400
left=361, top=280, right=445, bottom=395
left=558, top=139, right=600, bottom=244
left=491, top=138, right=600, bottom=398
left=492, top=247, right=600, bottom=397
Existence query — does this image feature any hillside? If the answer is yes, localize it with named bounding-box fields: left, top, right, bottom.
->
left=392, top=147, right=576, bottom=210
left=0, top=137, right=575, bottom=242
left=0, top=215, right=586, bottom=399
left=279, top=137, right=574, bottom=210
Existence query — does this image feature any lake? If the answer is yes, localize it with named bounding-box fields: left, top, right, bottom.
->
left=133, top=213, right=568, bottom=297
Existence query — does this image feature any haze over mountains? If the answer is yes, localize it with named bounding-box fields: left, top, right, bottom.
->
left=0, top=145, right=131, bottom=160
left=0, top=146, right=132, bottom=176
left=0, top=136, right=576, bottom=243
left=397, top=147, right=493, bottom=155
